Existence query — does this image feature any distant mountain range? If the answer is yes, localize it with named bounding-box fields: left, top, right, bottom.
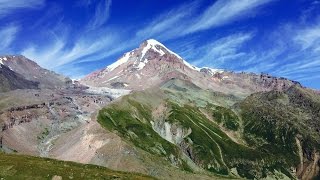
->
left=0, top=40, right=319, bottom=179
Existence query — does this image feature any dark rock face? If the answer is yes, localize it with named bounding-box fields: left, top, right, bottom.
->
left=110, top=82, right=127, bottom=89
left=0, top=64, right=39, bottom=92
left=0, top=55, right=72, bottom=90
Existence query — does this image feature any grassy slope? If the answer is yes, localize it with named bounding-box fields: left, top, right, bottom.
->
left=239, top=85, right=320, bottom=178
left=97, top=84, right=299, bottom=179
left=240, top=85, right=320, bottom=152
left=0, top=152, right=155, bottom=180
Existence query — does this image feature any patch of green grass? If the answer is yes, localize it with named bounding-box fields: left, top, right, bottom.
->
left=97, top=88, right=308, bottom=179
left=37, top=127, right=50, bottom=140
left=239, top=86, right=320, bottom=171
left=0, top=152, right=155, bottom=179
left=209, top=106, right=240, bottom=131
left=166, top=102, right=272, bottom=177
left=98, top=97, right=184, bottom=168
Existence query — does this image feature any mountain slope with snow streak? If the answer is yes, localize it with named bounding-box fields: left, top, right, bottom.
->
left=81, top=39, right=298, bottom=97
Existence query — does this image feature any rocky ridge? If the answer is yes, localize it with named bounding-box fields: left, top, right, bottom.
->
left=0, top=55, right=72, bottom=90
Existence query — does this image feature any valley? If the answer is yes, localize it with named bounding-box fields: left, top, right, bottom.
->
left=0, top=40, right=319, bottom=180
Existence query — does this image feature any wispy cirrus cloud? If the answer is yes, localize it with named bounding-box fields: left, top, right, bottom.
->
left=0, top=0, right=45, bottom=17
left=18, top=0, right=276, bottom=76
left=45, top=0, right=275, bottom=76
left=135, top=1, right=199, bottom=40
left=21, top=0, right=116, bottom=69
left=269, top=22, right=320, bottom=79
left=136, top=0, right=275, bottom=39
left=22, top=29, right=119, bottom=69
left=293, top=24, right=320, bottom=51
left=0, top=24, right=19, bottom=51
left=186, top=0, right=275, bottom=34
left=178, top=33, right=253, bottom=68
left=175, top=17, right=320, bottom=85
left=87, top=0, right=112, bottom=30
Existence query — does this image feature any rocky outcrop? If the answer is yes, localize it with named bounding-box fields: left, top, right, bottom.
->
left=0, top=64, right=39, bottom=92
left=296, top=137, right=320, bottom=179
left=0, top=55, right=72, bottom=89
left=0, top=103, right=46, bottom=132
left=0, top=136, right=2, bottom=149
left=151, top=120, right=191, bottom=145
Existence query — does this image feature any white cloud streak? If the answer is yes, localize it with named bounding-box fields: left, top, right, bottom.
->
left=186, top=0, right=275, bottom=34
left=21, top=0, right=117, bottom=69
left=180, top=33, right=253, bottom=67
left=22, top=30, right=119, bottom=69
left=21, top=0, right=273, bottom=77
left=135, top=1, right=199, bottom=40
left=0, top=24, right=19, bottom=51
left=136, top=0, right=275, bottom=39
left=294, top=24, right=320, bottom=51
left=0, top=0, right=45, bottom=17
left=87, top=0, right=112, bottom=30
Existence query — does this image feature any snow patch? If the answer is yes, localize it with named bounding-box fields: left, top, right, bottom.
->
left=183, top=60, right=201, bottom=71
left=137, top=61, right=146, bottom=70
left=0, top=57, right=8, bottom=68
left=106, top=75, right=119, bottom=82
left=135, top=58, right=148, bottom=70
left=146, top=39, right=181, bottom=58
left=145, top=39, right=202, bottom=71
left=106, top=52, right=130, bottom=71
left=0, top=57, right=8, bottom=65
left=222, top=76, right=229, bottom=80
left=201, top=67, right=224, bottom=76
left=135, top=73, right=141, bottom=79
left=141, top=40, right=166, bottom=60
left=85, top=86, right=131, bottom=99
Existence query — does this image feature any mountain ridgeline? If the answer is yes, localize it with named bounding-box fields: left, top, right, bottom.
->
left=0, top=55, right=72, bottom=92
left=0, top=39, right=319, bottom=179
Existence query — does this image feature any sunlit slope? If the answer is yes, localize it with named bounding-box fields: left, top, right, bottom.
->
left=0, top=152, right=155, bottom=180
left=97, top=80, right=315, bottom=179
left=239, top=85, right=320, bottom=179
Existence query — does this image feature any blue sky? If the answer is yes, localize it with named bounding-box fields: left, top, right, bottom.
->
left=0, top=0, right=320, bottom=89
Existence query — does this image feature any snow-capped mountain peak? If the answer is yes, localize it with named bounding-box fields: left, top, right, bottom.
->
left=141, top=39, right=182, bottom=59
left=141, top=39, right=201, bottom=71
left=82, top=39, right=226, bottom=89
left=101, top=39, right=206, bottom=74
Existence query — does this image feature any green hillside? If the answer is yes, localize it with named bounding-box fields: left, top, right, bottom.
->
left=0, top=152, right=155, bottom=180
left=97, top=81, right=318, bottom=179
